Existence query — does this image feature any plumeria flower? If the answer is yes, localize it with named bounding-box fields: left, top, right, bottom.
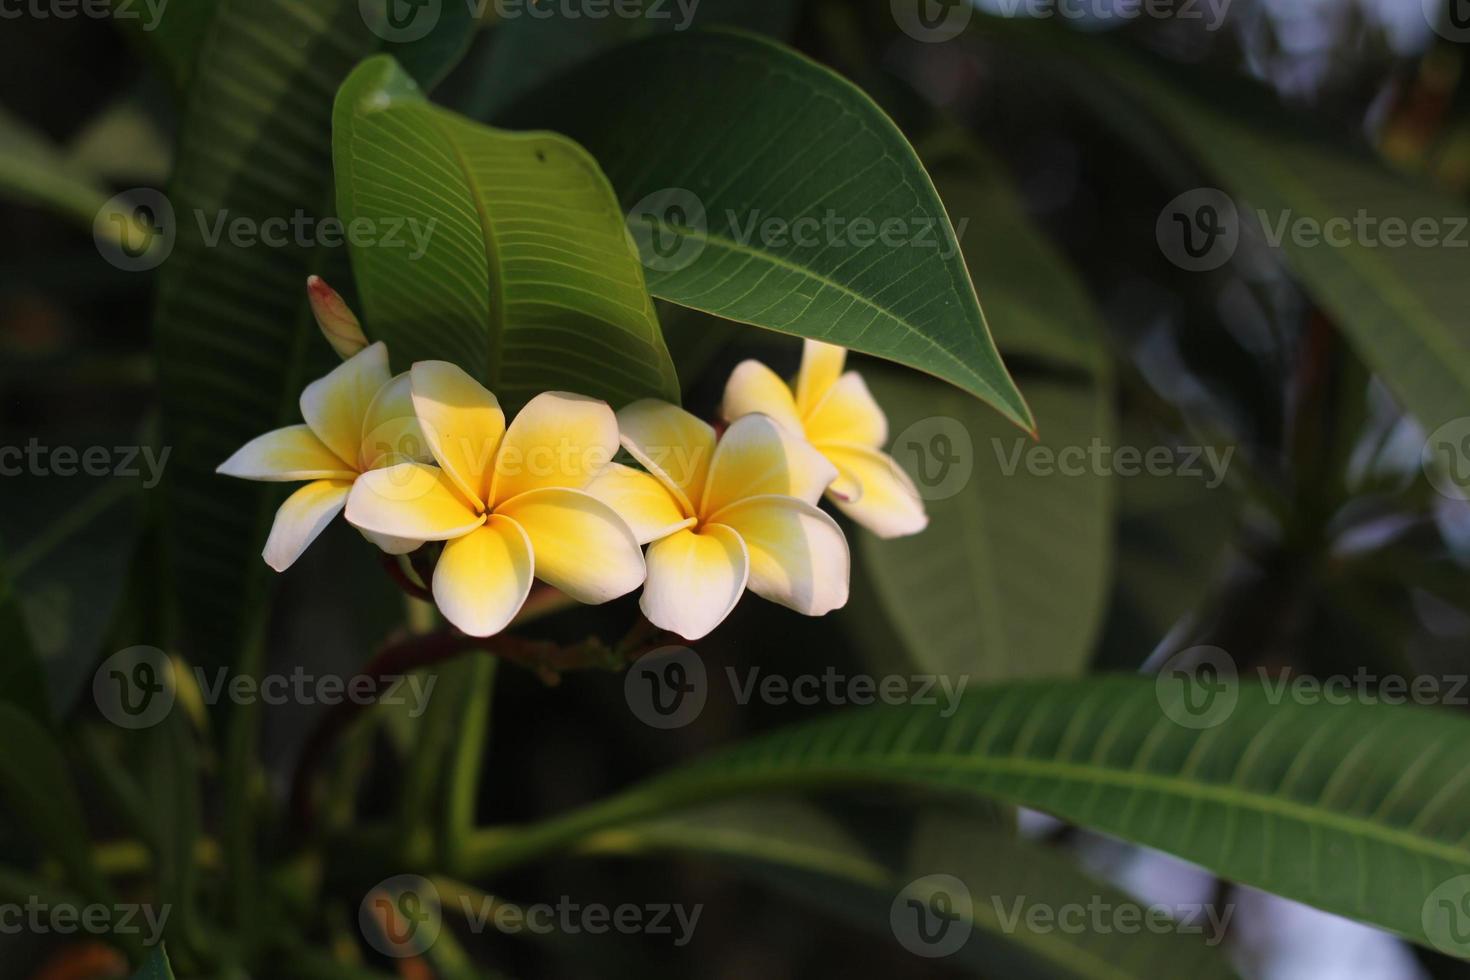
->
left=587, top=400, right=850, bottom=641
left=344, top=362, right=645, bottom=637
left=217, top=340, right=428, bottom=571
left=722, top=339, right=928, bottom=539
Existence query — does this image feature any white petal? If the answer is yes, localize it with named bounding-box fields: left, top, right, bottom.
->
left=488, top=391, right=620, bottom=506
left=721, top=359, right=802, bottom=432
left=410, top=360, right=506, bottom=509
left=300, top=342, right=391, bottom=466
left=262, top=479, right=353, bottom=572
left=640, top=525, right=749, bottom=641
left=345, top=462, right=485, bottom=542
left=432, top=517, right=533, bottom=637
left=359, top=372, right=432, bottom=471
left=616, top=399, right=716, bottom=514
left=585, top=462, right=695, bottom=545
left=700, top=414, right=837, bottom=517
left=495, top=488, right=646, bottom=604
left=359, top=530, right=422, bottom=555
left=820, top=443, right=929, bottom=539
left=217, top=425, right=356, bottom=482
left=710, top=495, right=849, bottom=616
left=803, top=372, right=888, bottom=448
left=795, top=339, right=846, bottom=415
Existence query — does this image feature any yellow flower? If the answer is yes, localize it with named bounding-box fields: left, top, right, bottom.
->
left=721, top=339, right=928, bottom=539
left=344, top=362, right=645, bottom=637
left=587, top=400, right=850, bottom=640
left=217, top=341, right=428, bottom=571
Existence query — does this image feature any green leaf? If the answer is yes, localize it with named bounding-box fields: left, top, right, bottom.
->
left=589, top=803, right=1237, bottom=979
left=466, top=677, right=1470, bottom=952
left=153, top=0, right=474, bottom=654
left=499, top=30, right=1033, bottom=431
left=333, top=55, right=679, bottom=408
left=465, top=0, right=803, bottom=118
left=0, top=704, right=109, bottom=904
left=141, top=713, right=202, bottom=953
left=130, top=945, right=177, bottom=980
left=859, top=369, right=1115, bottom=680
left=1066, top=39, right=1470, bottom=433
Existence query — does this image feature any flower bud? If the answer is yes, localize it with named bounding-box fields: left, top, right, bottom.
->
left=306, top=275, right=369, bottom=360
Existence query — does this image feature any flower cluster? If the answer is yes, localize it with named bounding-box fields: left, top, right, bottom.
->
left=219, top=279, right=927, bottom=640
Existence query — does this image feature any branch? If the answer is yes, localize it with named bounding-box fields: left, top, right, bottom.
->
left=289, top=619, right=671, bottom=830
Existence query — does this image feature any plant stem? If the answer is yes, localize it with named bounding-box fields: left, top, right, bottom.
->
left=440, top=656, right=497, bottom=868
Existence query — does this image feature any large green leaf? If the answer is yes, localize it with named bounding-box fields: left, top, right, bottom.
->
left=333, top=55, right=679, bottom=407
left=859, top=369, right=1115, bottom=679
left=131, top=945, right=177, bottom=980
left=499, top=30, right=1033, bottom=430
left=581, top=802, right=1237, bottom=978
left=1059, top=37, right=1470, bottom=434
left=465, top=676, right=1470, bottom=952
left=153, top=0, right=473, bottom=653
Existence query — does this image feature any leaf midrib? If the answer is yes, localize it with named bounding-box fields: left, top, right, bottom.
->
left=679, top=750, right=1470, bottom=868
